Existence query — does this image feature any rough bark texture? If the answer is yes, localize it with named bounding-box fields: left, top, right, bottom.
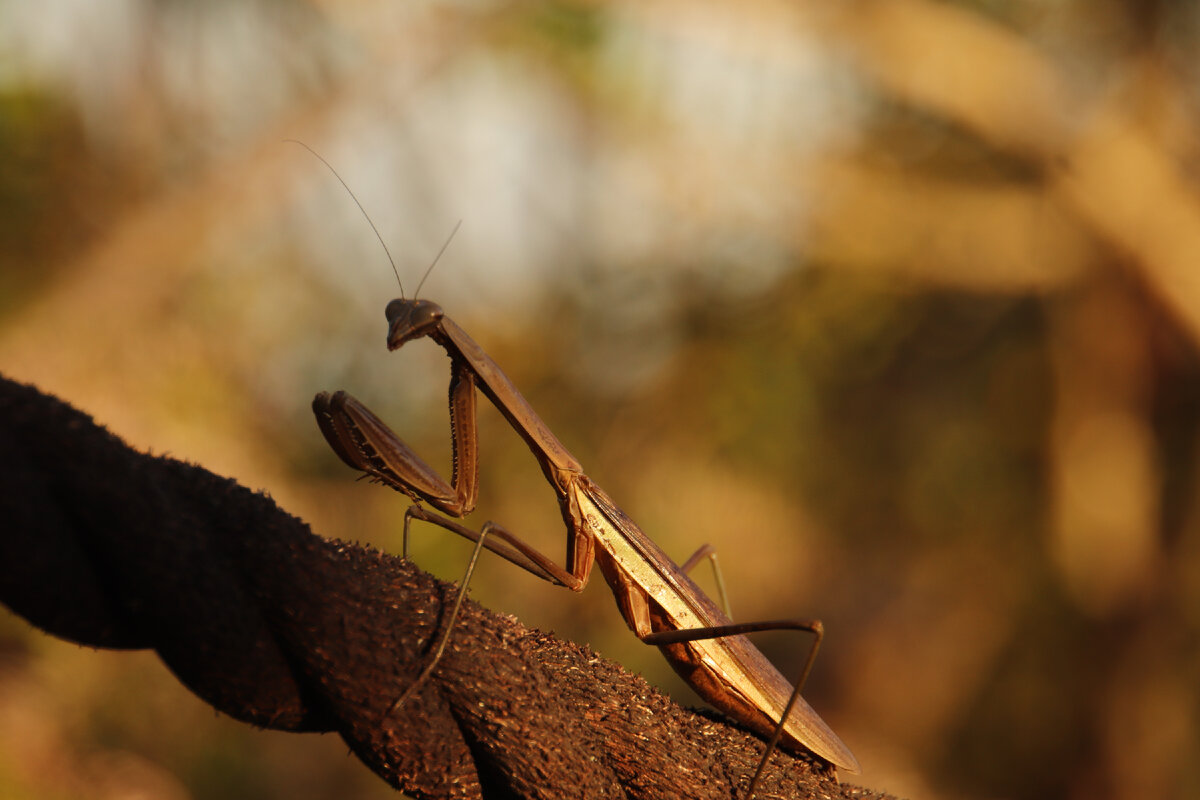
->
left=0, top=374, right=896, bottom=800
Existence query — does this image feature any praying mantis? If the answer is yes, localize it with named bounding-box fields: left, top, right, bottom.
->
left=312, top=293, right=860, bottom=798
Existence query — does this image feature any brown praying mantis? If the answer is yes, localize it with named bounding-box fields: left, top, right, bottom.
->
left=290, top=137, right=855, bottom=798
left=312, top=293, right=860, bottom=797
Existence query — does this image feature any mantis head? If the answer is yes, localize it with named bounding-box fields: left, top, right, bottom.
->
left=386, top=298, right=444, bottom=350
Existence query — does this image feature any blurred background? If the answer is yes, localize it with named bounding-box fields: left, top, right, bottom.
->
left=2, top=0, right=1200, bottom=798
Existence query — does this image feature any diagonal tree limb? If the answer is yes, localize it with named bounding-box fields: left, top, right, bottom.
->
left=0, top=373, right=894, bottom=800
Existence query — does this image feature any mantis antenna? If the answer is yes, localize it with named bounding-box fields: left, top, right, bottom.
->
left=413, top=219, right=462, bottom=299
left=287, top=140, right=463, bottom=298
left=285, top=139, right=405, bottom=295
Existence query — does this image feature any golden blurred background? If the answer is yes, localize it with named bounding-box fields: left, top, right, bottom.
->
left=3, top=1, right=1199, bottom=798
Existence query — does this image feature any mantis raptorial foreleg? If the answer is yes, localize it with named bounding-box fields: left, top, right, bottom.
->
left=314, top=371, right=478, bottom=517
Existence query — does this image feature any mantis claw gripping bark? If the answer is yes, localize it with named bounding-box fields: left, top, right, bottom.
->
left=313, top=297, right=860, bottom=798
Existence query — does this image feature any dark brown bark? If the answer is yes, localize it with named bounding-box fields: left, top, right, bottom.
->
left=0, top=374, right=896, bottom=800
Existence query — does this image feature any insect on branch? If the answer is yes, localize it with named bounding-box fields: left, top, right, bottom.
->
left=0, top=374, right=893, bottom=800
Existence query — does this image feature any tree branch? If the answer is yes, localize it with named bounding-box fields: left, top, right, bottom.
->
left=0, top=374, right=894, bottom=800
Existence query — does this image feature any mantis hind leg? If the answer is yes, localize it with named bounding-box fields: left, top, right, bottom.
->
left=679, top=543, right=732, bottom=619
left=641, top=618, right=825, bottom=800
